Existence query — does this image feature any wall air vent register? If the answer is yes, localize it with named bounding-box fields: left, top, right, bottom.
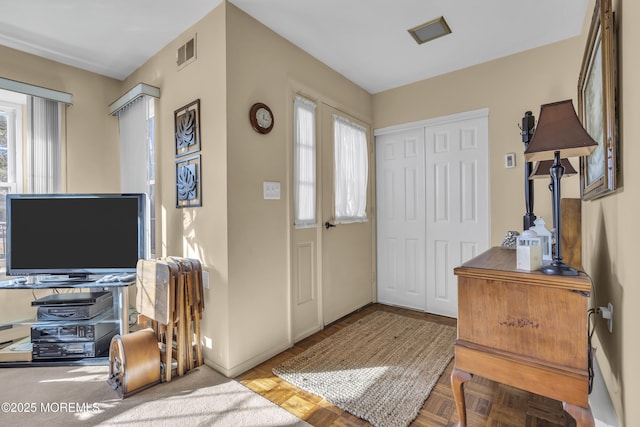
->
left=177, top=34, right=197, bottom=69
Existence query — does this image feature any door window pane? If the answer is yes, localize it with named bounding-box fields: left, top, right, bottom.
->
left=294, top=96, right=317, bottom=228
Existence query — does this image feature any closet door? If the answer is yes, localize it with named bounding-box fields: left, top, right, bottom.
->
left=375, top=109, right=489, bottom=318
left=376, top=128, right=427, bottom=311
left=424, top=114, right=489, bottom=317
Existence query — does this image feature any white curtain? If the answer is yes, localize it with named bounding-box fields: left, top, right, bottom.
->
left=27, top=97, right=62, bottom=193
left=117, top=96, right=149, bottom=195
left=294, top=96, right=317, bottom=227
left=333, top=114, right=368, bottom=223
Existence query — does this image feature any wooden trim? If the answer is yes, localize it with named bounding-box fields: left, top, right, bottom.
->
left=454, top=247, right=591, bottom=293
left=373, top=107, right=489, bottom=136
left=455, top=341, right=589, bottom=407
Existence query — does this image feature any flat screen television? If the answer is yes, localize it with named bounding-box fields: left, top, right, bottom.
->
left=6, top=193, right=148, bottom=280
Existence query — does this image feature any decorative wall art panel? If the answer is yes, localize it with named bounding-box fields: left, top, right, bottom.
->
left=174, top=99, right=201, bottom=157
left=176, top=154, right=202, bottom=208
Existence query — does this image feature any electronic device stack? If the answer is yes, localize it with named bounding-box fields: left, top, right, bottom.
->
left=30, top=291, right=118, bottom=360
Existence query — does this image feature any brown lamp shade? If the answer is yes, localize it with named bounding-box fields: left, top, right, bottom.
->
left=524, top=100, right=598, bottom=161
left=529, top=158, right=577, bottom=179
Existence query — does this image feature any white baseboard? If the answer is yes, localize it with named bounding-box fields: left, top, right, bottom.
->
left=204, top=340, right=293, bottom=378
left=590, top=357, right=619, bottom=427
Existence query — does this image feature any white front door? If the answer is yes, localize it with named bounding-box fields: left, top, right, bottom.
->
left=291, top=96, right=321, bottom=342
left=375, top=109, right=490, bottom=318
left=291, top=98, right=375, bottom=341
left=321, top=104, right=374, bottom=325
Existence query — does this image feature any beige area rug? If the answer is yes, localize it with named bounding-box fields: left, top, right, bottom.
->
left=273, top=311, right=456, bottom=427
left=0, top=364, right=309, bottom=427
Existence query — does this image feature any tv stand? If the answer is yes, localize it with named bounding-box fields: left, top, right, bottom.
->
left=0, top=277, right=134, bottom=367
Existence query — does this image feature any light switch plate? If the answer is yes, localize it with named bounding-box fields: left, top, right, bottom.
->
left=263, top=181, right=280, bottom=200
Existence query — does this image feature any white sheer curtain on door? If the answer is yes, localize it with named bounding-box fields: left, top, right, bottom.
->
left=294, top=96, right=317, bottom=228
left=333, top=114, right=368, bottom=223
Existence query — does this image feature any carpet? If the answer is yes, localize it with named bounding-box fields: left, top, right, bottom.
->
left=0, top=364, right=309, bottom=427
left=273, top=311, right=456, bottom=427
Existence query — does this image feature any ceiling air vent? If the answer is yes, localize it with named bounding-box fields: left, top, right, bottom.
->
left=177, top=34, right=197, bottom=70
left=408, top=16, right=451, bottom=45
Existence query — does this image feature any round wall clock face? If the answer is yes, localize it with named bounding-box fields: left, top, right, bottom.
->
left=250, top=102, right=274, bottom=134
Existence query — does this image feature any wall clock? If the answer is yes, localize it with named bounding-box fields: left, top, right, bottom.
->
left=249, top=102, right=274, bottom=134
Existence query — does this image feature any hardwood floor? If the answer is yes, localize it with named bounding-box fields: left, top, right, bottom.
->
left=236, top=304, right=576, bottom=427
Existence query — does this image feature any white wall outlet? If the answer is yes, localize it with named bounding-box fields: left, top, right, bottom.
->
left=598, top=303, right=613, bottom=333
left=202, top=271, right=209, bottom=289
left=263, top=181, right=281, bottom=200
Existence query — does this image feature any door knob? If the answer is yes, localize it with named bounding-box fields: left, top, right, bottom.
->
left=324, top=221, right=336, bottom=229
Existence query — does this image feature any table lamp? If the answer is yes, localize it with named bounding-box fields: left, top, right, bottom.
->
left=530, top=158, right=577, bottom=180
left=524, top=100, right=597, bottom=275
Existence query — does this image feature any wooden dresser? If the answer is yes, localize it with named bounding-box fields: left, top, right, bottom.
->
left=451, top=247, right=594, bottom=427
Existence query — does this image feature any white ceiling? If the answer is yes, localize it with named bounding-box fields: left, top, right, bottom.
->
left=0, top=0, right=589, bottom=94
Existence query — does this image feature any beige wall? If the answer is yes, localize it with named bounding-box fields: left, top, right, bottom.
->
left=122, top=1, right=371, bottom=375
left=225, top=3, right=371, bottom=373
left=0, top=0, right=371, bottom=376
left=0, top=45, right=121, bottom=194
left=0, top=45, right=121, bottom=323
left=121, top=4, right=231, bottom=369
left=374, top=0, right=637, bottom=424
left=1, top=0, right=637, bottom=423
left=373, top=36, right=585, bottom=245
left=582, top=0, right=639, bottom=425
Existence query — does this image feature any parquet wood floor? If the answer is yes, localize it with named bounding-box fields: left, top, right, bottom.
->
left=236, top=303, right=576, bottom=427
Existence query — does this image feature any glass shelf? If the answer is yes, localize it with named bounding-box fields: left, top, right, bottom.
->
left=0, top=279, right=133, bottom=366
left=0, top=279, right=133, bottom=290
left=14, top=310, right=121, bottom=328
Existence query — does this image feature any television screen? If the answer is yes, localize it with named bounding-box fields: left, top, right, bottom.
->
left=6, top=193, right=147, bottom=278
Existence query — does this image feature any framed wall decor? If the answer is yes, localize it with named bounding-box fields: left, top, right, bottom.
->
left=176, top=154, right=202, bottom=208
left=174, top=99, right=201, bottom=157
left=578, top=0, right=618, bottom=201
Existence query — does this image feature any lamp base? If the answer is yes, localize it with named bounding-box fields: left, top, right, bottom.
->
left=540, top=261, right=579, bottom=276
